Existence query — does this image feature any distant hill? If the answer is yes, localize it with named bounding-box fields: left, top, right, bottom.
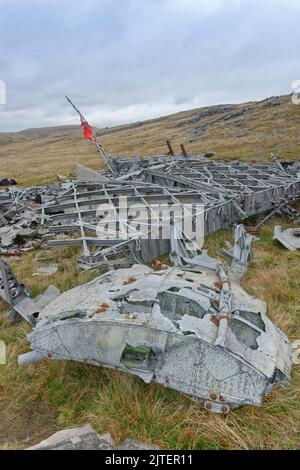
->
left=0, top=94, right=299, bottom=186
left=0, top=125, right=79, bottom=145
left=15, top=125, right=79, bottom=139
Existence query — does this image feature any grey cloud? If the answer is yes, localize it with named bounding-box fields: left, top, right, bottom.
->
left=0, top=0, right=299, bottom=131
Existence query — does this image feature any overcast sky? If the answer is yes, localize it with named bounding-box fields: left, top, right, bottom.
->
left=0, top=0, right=299, bottom=132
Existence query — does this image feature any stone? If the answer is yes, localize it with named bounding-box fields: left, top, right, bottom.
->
left=27, top=425, right=114, bottom=450
left=26, top=425, right=158, bottom=450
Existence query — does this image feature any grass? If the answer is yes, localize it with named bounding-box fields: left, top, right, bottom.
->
left=0, top=213, right=299, bottom=450
left=0, top=96, right=299, bottom=449
left=0, top=94, right=300, bottom=187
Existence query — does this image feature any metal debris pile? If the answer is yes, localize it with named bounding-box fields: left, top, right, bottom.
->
left=36, top=154, right=300, bottom=270
left=2, top=153, right=299, bottom=267
left=0, top=183, right=72, bottom=253
left=1, top=155, right=299, bottom=413
left=0, top=97, right=299, bottom=414
left=16, top=224, right=292, bottom=413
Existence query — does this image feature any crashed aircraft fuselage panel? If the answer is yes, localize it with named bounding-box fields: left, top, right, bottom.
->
left=19, top=264, right=292, bottom=413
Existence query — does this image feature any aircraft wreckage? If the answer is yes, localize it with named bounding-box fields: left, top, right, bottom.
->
left=0, top=97, right=299, bottom=413
left=15, top=225, right=291, bottom=413
left=0, top=221, right=290, bottom=413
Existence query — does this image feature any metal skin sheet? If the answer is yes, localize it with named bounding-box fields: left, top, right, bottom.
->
left=0, top=258, right=40, bottom=324
left=273, top=226, right=300, bottom=251
left=19, top=262, right=292, bottom=413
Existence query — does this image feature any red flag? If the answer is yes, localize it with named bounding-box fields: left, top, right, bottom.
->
left=80, top=118, right=95, bottom=141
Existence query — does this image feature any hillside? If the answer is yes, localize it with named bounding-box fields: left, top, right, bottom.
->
left=0, top=95, right=299, bottom=450
left=0, top=126, right=79, bottom=146
left=0, top=94, right=300, bottom=186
